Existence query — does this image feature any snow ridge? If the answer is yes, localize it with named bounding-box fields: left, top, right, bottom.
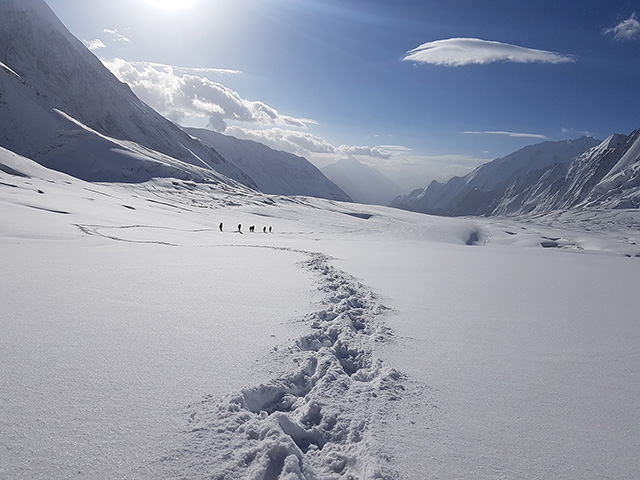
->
left=154, top=249, right=404, bottom=479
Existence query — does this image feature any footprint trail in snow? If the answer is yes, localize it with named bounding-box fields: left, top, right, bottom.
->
left=154, top=249, right=406, bottom=479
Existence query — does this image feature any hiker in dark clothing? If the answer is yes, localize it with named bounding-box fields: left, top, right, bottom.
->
left=238, top=224, right=242, bottom=233
left=219, top=222, right=223, bottom=232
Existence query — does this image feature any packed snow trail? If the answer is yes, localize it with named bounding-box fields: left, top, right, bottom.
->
left=150, top=248, right=405, bottom=479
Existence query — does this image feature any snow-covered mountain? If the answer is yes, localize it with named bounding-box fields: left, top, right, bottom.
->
left=480, top=130, right=640, bottom=214
left=185, top=128, right=351, bottom=201
left=0, top=0, right=349, bottom=201
left=320, top=157, right=404, bottom=206
left=563, top=130, right=640, bottom=209
left=390, top=136, right=605, bottom=216
left=0, top=0, right=259, bottom=187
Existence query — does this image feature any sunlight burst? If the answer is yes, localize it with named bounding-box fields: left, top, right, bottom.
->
left=142, top=0, right=197, bottom=10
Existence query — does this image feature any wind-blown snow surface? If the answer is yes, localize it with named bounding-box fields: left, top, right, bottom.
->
left=2, top=149, right=640, bottom=479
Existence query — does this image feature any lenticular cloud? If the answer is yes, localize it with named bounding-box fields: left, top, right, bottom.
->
left=403, top=38, right=574, bottom=67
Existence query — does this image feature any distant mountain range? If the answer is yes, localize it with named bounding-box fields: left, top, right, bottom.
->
left=321, top=157, right=404, bottom=206
left=391, top=132, right=640, bottom=215
left=0, top=0, right=350, bottom=201
left=185, top=128, right=350, bottom=201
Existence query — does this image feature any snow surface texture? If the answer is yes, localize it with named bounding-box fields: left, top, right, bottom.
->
left=2, top=148, right=640, bottom=479
left=152, top=251, right=403, bottom=479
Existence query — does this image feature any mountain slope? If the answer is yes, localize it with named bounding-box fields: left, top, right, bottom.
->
left=488, top=130, right=640, bottom=214
left=390, top=137, right=602, bottom=216
left=321, top=157, right=404, bottom=206
left=0, top=0, right=255, bottom=186
left=185, top=128, right=351, bottom=201
left=580, top=130, right=640, bottom=208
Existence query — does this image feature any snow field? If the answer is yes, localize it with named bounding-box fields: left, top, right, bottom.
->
left=2, top=156, right=640, bottom=479
left=327, top=239, right=640, bottom=479
left=1, top=238, right=318, bottom=479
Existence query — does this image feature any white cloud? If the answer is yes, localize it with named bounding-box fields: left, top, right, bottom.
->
left=103, top=58, right=311, bottom=131
left=84, top=39, right=106, bottom=51
left=142, top=61, right=242, bottom=77
left=222, top=126, right=395, bottom=165
left=211, top=124, right=478, bottom=190
left=307, top=146, right=487, bottom=191
left=464, top=130, right=550, bottom=140
left=379, top=151, right=488, bottom=190
left=561, top=127, right=593, bottom=138
left=336, top=145, right=391, bottom=159
left=403, top=38, right=574, bottom=67
left=102, top=58, right=399, bottom=170
left=103, top=28, right=132, bottom=44
left=604, top=13, right=640, bottom=41
left=376, top=145, right=413, bottom=154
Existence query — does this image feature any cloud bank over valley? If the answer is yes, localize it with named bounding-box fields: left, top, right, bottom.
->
left=103, top=58, right=476, bottom=191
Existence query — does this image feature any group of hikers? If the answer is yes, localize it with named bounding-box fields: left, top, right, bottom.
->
left=218, top=222, right=272, bottom=234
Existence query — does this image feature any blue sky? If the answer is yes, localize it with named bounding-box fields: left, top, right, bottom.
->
left=46, top=0, right=640, bottom=189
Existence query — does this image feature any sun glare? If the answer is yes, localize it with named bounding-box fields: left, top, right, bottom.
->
left=142, top=0, right=197, bottom=10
